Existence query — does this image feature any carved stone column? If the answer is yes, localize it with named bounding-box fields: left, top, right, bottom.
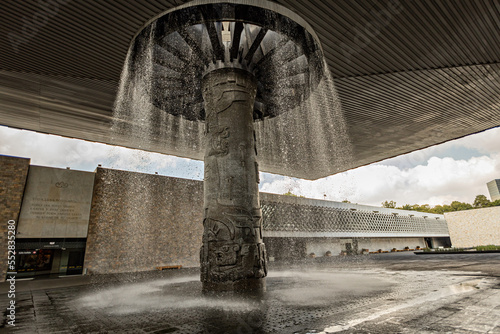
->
left=200, top=68, right=267, bottom=292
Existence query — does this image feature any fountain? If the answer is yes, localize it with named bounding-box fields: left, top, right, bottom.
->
left=113, top=0, right=337, bottom=292
left=7, top=2, right=500, bottom=332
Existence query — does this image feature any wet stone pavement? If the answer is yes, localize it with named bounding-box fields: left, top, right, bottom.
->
left=1, top=253, right=500, bottom=333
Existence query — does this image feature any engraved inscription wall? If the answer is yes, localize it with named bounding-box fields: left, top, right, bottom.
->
left=17, top=166, right=95, bottom=238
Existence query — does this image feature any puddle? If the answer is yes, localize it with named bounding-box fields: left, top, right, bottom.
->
left=321, top=278, right=484, bottom=333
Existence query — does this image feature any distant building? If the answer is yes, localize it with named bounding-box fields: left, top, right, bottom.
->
left=487, top=179, right=500, bottom=201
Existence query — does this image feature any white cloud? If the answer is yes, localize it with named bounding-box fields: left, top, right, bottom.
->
left=0, top=126, right=180, bottom=175
left=105, top=146, right=178, bottom=173
left=380, top=126, right=500, bottom=169
left=261, top=137, right=500, bottom=207
left=455, top=126, right=500, bottom=154
left=0, top=127, right=108, bottom=169
left=3, top=125, right=500, bottom=207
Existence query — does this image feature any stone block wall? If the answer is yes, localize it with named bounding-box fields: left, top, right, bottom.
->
left=0, top=155, right=30, bottom=279
left=84, top=168, right=204, bottom=274
left=445, top=206, right=500, bottom=247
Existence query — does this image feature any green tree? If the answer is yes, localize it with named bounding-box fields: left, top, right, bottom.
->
left=399, top=204, right=412, bottom=210
left=387, top=201, right=477, bottom=214
left=419, top=204, right=431, bottom=212
left=487, top=199, right=500, bottom=207
left=440, top=204, right=452, bottom=213
left=382, top=200, right=396, bottom=208
left=283, top=191, right=304, bottom=198
left=473, top=194, right=490, bottom=208
left=341, top=199, right=351, bottom=203
left=410, top=204, right=422, bottom=212
left=450, top=201, right=473, bottom=211
left=381, top=197, right=500, bottom=213
left=431, top=205, right=445, bottom=214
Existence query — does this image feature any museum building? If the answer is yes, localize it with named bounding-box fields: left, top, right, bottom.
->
left=1, top=154, right=451, bottom=279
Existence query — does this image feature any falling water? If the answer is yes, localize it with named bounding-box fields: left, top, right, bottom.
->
left=112, top=24, right=205, bottom=162
left=254, top=58, right=353, bottom=179
left=112, top=28, right=352, bottom=182
left=106, top=5, right=354, bottom=271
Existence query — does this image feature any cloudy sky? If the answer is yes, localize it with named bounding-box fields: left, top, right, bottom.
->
left=1, top=125, right=499, bottom=207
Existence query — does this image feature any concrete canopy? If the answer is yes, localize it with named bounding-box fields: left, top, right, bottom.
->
left=1, top=0, right=499, bottom=179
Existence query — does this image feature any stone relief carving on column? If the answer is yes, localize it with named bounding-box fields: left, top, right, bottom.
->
left=208, top=127, right=230, bottom=157
left=201, top=203, right=267, bottom=283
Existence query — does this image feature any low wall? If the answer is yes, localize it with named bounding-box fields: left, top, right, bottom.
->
left=445, top=206, right=500, bottom=247
left=265, top=237, right=427, bottom=259
left=0, top=155, right=30, bottom=280
left=306, top=237, right=425, bottom=256
left=84, top=168, right=204, bottom=274
left=357, top=237, right=425, bottom=252
left=306, top=238, right=344, bottom=256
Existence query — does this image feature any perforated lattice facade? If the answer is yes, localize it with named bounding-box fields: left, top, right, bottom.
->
left=261, top=200, right=449, bottom=237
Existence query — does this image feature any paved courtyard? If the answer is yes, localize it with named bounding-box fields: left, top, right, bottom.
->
left=1, top=253, right=499, bottom=333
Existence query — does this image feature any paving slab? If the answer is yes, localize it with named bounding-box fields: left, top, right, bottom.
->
left=0, top=253, right=499, bottom=333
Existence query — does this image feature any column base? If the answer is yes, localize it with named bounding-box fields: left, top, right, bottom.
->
left=202, top=278, right=266, bottom=295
